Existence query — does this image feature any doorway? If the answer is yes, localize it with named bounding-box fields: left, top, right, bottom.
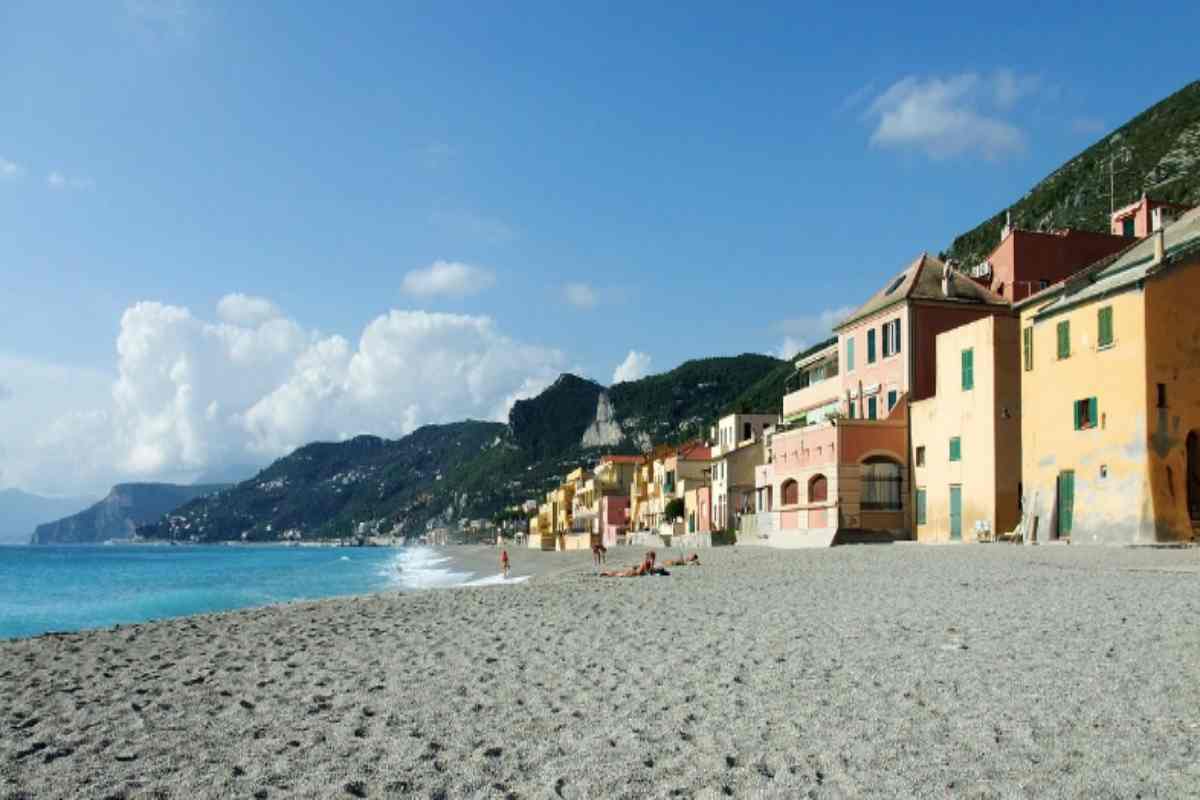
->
left=949, top=485, right=962, bottom=541
left=1187, top=432, right=1200, bottom=529
left=1057, top=470, right=1075, bottom=539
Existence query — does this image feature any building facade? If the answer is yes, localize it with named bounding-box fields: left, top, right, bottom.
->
left=1018, top=211, right=1200, bottom=544
left=909, top=315, right=1022, bottom=543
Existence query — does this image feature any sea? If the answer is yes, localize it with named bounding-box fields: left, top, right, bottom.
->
left=0, top=544, right=522, bottom=641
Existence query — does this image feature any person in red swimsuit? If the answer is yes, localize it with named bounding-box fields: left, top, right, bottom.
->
left=500, top=548, right=510, bottom=579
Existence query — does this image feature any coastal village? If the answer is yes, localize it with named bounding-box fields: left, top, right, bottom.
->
left=480, top=195, right=1200, bottom=551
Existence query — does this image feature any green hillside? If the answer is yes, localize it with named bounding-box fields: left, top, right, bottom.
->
left=946, top=80, right=1200, bottom=267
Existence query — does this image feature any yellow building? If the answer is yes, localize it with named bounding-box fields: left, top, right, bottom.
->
left=1017, top=209, right=1200, bottom=544
left=910, top=315, right=1021, bottom=542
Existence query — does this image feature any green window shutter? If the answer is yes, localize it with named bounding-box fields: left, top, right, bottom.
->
left=1089, top=397, right=1098, bottom=428
left=846, top=338, right=855, bottom=371
left=867, top=330, right=876, bottom=363
left=961, top=348, right=974, bottom=390
left=1023, top=327, right=1033, bottom=371
left=868, top=398, right=877, bottom=420
left=894, top=319, right=902, bottom=354
left=1098, top=307, right=1113, bottom=348
left=915, top=489, right=926, bottom=525
left=949, top=437, right=961, bottom=462
left=1057, top=321, right=1070, bottom=359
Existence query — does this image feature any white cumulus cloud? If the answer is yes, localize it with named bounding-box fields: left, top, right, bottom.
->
left=564, top=282, right=598, bottom=309
left=612, top=350, right=652, bottom=384
left=865, top=71, right=1033, bottom=160
left=0, top=157, right=23, bottom=179
left=401, top=260, right=495, bottom=298
left=216, top=293, right=283, bottom=326
left=776, top=306, right=854, bottom=352
left=1, top=297, right=565, bottom=495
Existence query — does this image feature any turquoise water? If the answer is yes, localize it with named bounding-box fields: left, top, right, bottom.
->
left=0, top=545, right=406, bottom=640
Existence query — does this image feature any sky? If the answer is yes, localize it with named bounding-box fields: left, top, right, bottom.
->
left=2, top=0, right=1198, bottom=496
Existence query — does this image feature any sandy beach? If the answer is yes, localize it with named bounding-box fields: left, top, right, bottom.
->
left=4, top=543, right=1200, bottom=799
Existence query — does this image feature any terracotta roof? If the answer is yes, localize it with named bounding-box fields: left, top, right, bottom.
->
left=674, top=441, right=712, bottom=461
left=598, top=454, right=642, bottom=464
left=836, top=252, right=1007, bottom=329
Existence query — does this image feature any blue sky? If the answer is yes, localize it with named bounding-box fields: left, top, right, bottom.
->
left=2, top=0, right=1197, bottom=494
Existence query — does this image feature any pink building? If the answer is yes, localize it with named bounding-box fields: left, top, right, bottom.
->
left=1110, top=194, right=1191, bottom=239
left=598, top=495, right=629, bottom=547
left=749, top=253, right=1010, bottom=546
left=965, top=227, right=1129, bottom=303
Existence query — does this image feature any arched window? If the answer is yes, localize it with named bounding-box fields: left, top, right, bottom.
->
left=809, top=474, right=828, bottom=503
left=781, top=479, right=799, bottom=506
left=861, top=456, right=903, bottom=511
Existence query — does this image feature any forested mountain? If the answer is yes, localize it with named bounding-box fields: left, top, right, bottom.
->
left=945, top=80, right=1200, bottom=267
left=136, top=353, right=785, bottom=543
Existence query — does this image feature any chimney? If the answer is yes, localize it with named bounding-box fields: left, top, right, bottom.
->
left=1152, top=229, right=1165, bottom=265
left=941, top=263, right=954, bottom=298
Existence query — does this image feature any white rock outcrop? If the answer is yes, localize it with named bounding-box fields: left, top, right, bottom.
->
left=581, top=393, right=624, bottom=447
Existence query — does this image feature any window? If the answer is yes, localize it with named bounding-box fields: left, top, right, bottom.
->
left=1023, top=327, right=1034, bottom=371
left=861, top=457, right=903, bottom=511
left=781, top=479, right=799, bottom=506
left=867, top=397, right=877, bottom=420
left=743, top=422, right=752, bottom=441
left=1056, top=320, right=1071, bottom=359
left=1074, top=397, right=1098, bottom=431
left=881, top=319, right=902, bottom=357
left=808, top=474, right=828, bottom=503
left=1157, top=383, right=1167, bottom=409
left=887, top=390, right=898, bottom=411
left=885, top=275, right=905, bottom=295
left=915, top=488, right=927, bottom=525
left=915, top=446, right=925, bottom=467
left=961, top=348, right=974, bottom=390
left=1098, top=306, right=1114, bottom=348
left=1122, top=217, right=1134, bottom=237
left=846, top=337, right=855, bottom=372
left=848, top=402, right=856, bottom=420
left=867, top=329, right=877, bottom=363
left=949, top=437, right=962, bottom=462
left=1039, top=280, right=1050, bottom=290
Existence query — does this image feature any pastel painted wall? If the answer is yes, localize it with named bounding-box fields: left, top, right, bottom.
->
left=910, top=316, right=1021, bottom=543
left=838, top=305, right=911, bottom=417
left=1020, top=287, right=1152, bottom=544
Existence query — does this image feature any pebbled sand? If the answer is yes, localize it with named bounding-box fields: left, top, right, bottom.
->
left=3, top=544, right=1200, bottom=799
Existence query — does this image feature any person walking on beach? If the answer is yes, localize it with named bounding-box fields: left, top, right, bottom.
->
left=592, top=542, right=607, bottom=568
left=500, top=547, right=510, bottom=579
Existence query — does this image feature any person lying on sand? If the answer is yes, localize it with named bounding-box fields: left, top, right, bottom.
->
left=599, top=550, right=670, bottom=577
left=662, top=553, right=700, bottom=567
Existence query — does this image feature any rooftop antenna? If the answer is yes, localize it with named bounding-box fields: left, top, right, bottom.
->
left=1105, top=144, right=1130, bottom=215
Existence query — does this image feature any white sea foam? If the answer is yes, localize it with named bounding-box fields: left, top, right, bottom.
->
left=388, top=546, right=529, bottom=590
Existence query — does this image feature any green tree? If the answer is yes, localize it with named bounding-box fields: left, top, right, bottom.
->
left=664, top=497, right=685, bottom=522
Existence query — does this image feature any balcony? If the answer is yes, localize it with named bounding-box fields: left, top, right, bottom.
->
left=782, top=378, right=840, bottom=421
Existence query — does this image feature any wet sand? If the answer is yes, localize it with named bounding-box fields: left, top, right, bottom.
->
left=3, top=544, right=1200, bottom=798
